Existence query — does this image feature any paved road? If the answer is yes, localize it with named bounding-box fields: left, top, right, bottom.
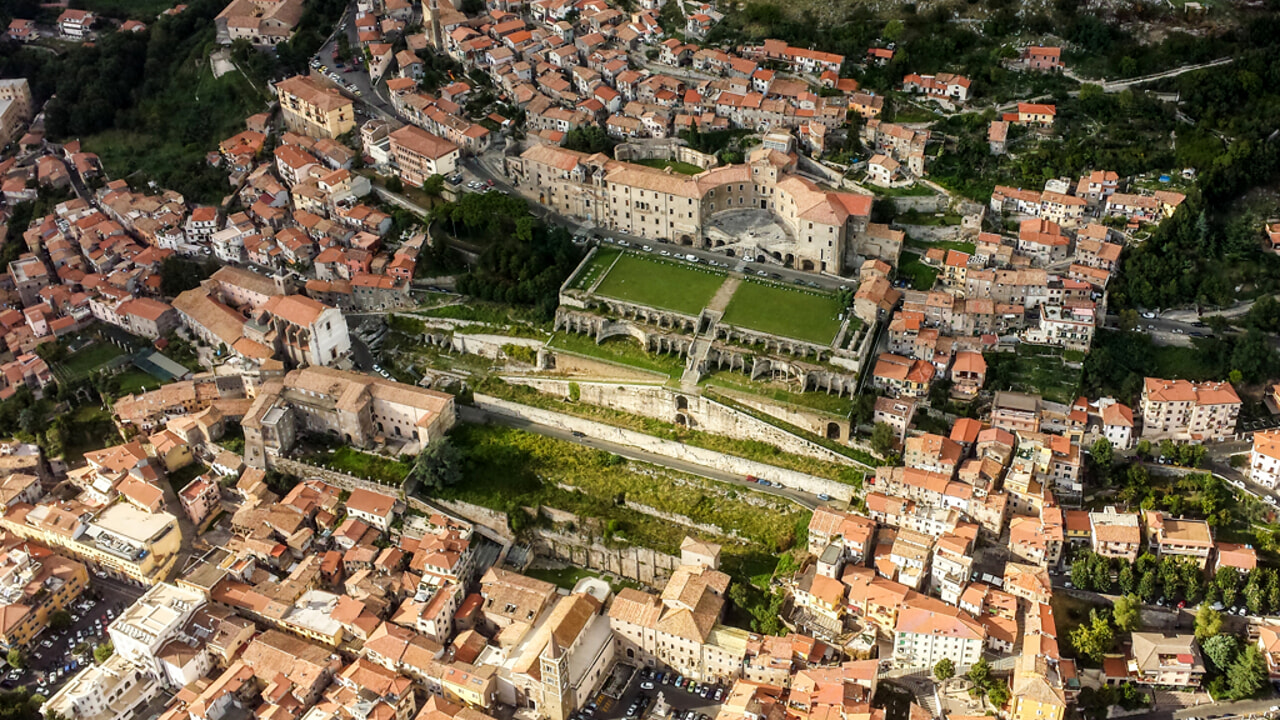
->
left=459, top=405, right=823, bottom=509
left=1172, top=696, right=1280, bottom=720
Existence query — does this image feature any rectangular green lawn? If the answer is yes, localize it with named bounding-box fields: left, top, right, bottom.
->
left=720, top=281, right=844, bottom=345
left=593, top=253, right=725, bottom=315
left=568, top=248, right=620, bottom=290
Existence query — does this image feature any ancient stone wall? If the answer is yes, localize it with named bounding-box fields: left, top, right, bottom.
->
left=474, top=391, right=862, bottom=500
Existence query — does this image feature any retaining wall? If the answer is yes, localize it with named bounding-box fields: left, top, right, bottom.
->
left=474, top=393, right=860, bottom=501
left=495, top=377, right=858, bottom=465
left=530, top=528, right=681, bottom=587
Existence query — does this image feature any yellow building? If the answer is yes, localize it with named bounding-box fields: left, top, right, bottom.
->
left=0, top=545, right=88, bottom=649
left=439, top=661, right=497, bottom=708
left=276, top=75, right=355, bottom=139
left=1009, top=637, right=1068, bottom=720
left=0, top=503, right=182, bottom=585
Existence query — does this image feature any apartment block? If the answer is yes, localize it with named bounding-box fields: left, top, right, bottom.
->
left=1140, top=377, right=1241, bottom=442
left=277, top=76, right=356, bottom=139
left=389, top=125, right=460, bottom=187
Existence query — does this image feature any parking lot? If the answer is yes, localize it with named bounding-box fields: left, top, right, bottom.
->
left=588, top=666, right=726, bottom=720
left=2, top=575, right=144, bottom=697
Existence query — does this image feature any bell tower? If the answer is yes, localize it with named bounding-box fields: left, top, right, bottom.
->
left=539, top=635, right=572, bottom=720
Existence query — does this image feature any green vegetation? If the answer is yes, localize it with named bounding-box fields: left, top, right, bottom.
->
left=720, top=281, right=845, bottom=345
left=896, top=254, right=937, bottom=291
left=903, top=238, right=976, bottom=255
left=548, top=333, right=687, bottom=378
left=523, top=565, right=641, bottom=592
left=436, top=423, right=807, bottom=573
left=872, top=183, right=936, bottom=198
left=167, top=462, right=207, bottom=495
left=109, top=369, right=165, bottom=397
left=634, top=158, right=705, bottom=176
left=54, top=343, right=126, bottom=383
left=432, top=193, right=584, bottom=318
left=305, top=445, right=410, bottom=486
left=593, top=254, right=726, bottom=315
left=474, top=378, right=866, bottom=484
left=567, top=248, right=621, bottom=291
left=986, top=345, right=1082, bottom=405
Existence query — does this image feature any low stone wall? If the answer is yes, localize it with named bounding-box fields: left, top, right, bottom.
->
left=530, top=528, right=681, bottom=587
left=899, top=223, right=964, bottom=242
left=496, top=377, right=859, bottom=464
left=270, top=456, right=403, bottom=497
left=890, top=194, right=947, bottom=213
left=427, top=497, right=516, bottom=543
left=614, top=140, right=718, bottom=170
left=474, top=393, right=860, bottom=501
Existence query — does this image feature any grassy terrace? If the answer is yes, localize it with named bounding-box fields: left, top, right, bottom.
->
left=475, top=378, right=866, bottom=484
left=593, top=254, right=726, bottom=314
left=988, top=345, right=1083, bottom=405
left=547, top=333, right=687, bottom=378
left=720, top=280, right=844, bottom=345
left=897, top=254, right=938, bottom=291
left=634, top=158, right=705, bottom=175
left=904, top=238, right=977, bottom=255
left=568, top=248, right=621, bottom=291
left=304, top=446, right=411, bottom=486
left=57, top=342, right=125, bottom=381
left=436, top=424, right=809, bottom=576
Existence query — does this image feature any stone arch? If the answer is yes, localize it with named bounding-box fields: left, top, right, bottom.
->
left=826, top=422, right=841, bottom=440
left=680, top=234, right=693, bottom=246
left=785, top=253, right=794, bottom=267
left=714, top=239, right=725, bottom=247
left=676, top=395, right=689, bottom=411
left=756, top=253, right=766, bottom=262
left=771, top=251, right=782, bottom=261
left=725, top=249, right=735, bottom=257
left=801, top=259, right=815, bottom=271
left=675, top=413, right=688, bottom=426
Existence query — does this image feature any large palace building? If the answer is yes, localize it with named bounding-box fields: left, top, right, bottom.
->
left=509, top=144, right=873, bottom=274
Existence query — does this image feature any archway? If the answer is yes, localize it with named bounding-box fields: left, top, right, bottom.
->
left=676, top=395, right=689, bottom=411
left=801, top=259, right=815, bottom=271
left=756, top=254, right=766, bottom=262
left=680, top=234, right=693, bottom=246
left=784, top=253, right=794, bottom=267
left=725, top=249, right=735, bottom=257
left=826, top=422, right=841, bottom=440
left=771, top=251, right=782, bottom=261
left=715, top=239, right=724, bottom=247
left=675, top=413, right=687, bottom=425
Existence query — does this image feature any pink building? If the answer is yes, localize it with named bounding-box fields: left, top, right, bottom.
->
left=179, top=474, right=221, bottom=527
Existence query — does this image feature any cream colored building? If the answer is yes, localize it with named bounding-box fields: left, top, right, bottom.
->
left=242, top=366, right=456, bottom=467
left=276, top=76, right=356, bottom=139
left=606, top=565, right=744, bottom=682
left=1140, top=377, right=1241, bottom=442
left=511, top=145, right=871, bottom=274
left=0, top=502, right=182, bottom=584
left=0, top=79, right=33, bottom=121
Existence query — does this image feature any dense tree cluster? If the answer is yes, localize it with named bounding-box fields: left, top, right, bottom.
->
left=433, top=193, right=583, bottom=318
left=1082, top=330, right=1279, bottom=405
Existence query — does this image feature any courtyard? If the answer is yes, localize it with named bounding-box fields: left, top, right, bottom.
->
left=720, top=280, right=846, bottom=345
left=592, top=254, right=728, bottom=315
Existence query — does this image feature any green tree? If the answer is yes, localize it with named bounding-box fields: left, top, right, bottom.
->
left=422, top=174, right=445, bottom=196
left=1202, top=634, right=1240, bottom=673
left=408, top=437, right=466, bottom=493
left=5, top=648, right=20, bottom=669
left=987, top=683, right=1010, bottom=707
left=1112, top=595, right=1140, bottom=631
left=882, top=19, right=905, bottom=41
left=93, top=642, right=114, bottom=664
left=870, top=422, right=896, bottom=457
left=1227, top=644, right=1268, bottom=700
left=933, top=657, right=955, bottom=682
left=1118, top=564, right=1136, bottom=595
left=1091, top=437, right=1114, bottom=471
left=48, top=610, right=72, bottom=632
left=1194, top=604, right=1222, bottom=640
left=966, top=658, right=991, bottom=688
left=1135, top=439, right=1152, bottom=459
left=1069, top=610, right=1115, bottom=663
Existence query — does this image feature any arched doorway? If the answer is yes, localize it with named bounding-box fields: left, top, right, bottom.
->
left=801, top=259, right=815, bottom=271
left=675, top=413, right=687, bottom=426
left=726, top=249, right=735, bottom=257
left=784, top=253, right=794, bottom=267
left=771, top=251, right=782, bottom=261
left=680, top=234, right=693, bottom=246
left=676, top=395, right=689, bottom=411
left=826, top=422, right=841, bottom=440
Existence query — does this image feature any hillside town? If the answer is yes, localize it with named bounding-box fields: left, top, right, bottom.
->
left=0, top=0, right=1274, bottom=720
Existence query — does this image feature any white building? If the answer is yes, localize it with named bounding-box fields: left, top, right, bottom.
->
left=892, top=600, right=986, bottom=668
left=43, top=653, right=160, bottom=720
left=1251, top=430, right=1280, bottom=489
left=1100, top=400, right=1134, bottom=450
left=108, top=582, right=209, bottom=689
